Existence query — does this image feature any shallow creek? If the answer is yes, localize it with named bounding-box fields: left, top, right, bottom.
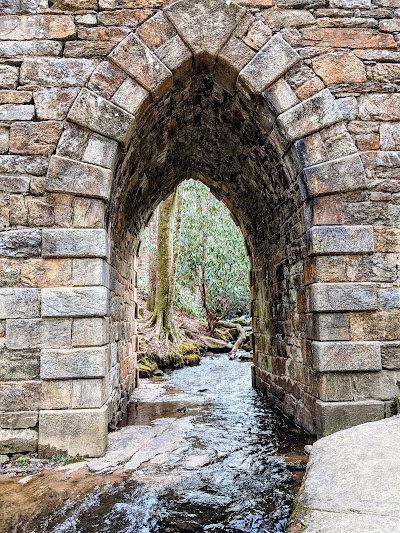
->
left=0, top=353, right=315, bottom=533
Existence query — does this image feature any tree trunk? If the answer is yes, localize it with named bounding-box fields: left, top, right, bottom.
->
left=146, top=209, right=158, bottom=312
left=151, top=188, right=181, bottom=342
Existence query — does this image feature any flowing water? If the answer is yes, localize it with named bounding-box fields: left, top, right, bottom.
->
left=1, top=353, right=314, bottom=533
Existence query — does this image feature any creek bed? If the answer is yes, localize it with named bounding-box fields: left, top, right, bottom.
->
left=0, top=353, right=314, bottom=533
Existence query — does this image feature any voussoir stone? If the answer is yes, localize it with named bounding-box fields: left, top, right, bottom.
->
left=311, top=341, right=381, bottom=372
left=238, top=34, right=300, bottom=96
left=45, top=155, right=113, bottom=200
left=68, top=88, right=134, bottom=145
left=41, top=286, right=109, bottom=317
left=299, top=154, right=367, bottom=198
left=276, top=89, right=343, bottom=145
left=110, top=34, right=172, bottom=98
left=165, top=0, right=244, bottom=60
left=42, top=229, right=108, bottom=258
left=309, top=282, right=378, bottom=312
left=41, top=346, right=109, bottom=380
left=307, top=225, right=374, bottom=255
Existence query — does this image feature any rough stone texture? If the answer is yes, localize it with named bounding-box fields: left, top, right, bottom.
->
left=41, top=287, right=109, bottom=317
left=238, top=34, right=300, bottom=95
left=41, top=347, right=109, bottom=379
left=0, top=428, right=38, bottom=453
left=289, top=417, right=400, bottom=531
left=0, top=411, right=38, bottom=430
left=42, top=229, right=108, bottom=258
left=311, top=341, right=381, bottom=372
left=45, top=155, right=112, bottom=199
left=38, top=408, right=108, bottom=458
left=0, top=0, right=399, bottom=457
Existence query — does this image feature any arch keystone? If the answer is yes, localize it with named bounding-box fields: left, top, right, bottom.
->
left=164, top=0, right=245, bottom=63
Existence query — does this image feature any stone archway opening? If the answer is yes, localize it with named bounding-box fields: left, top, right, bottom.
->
left=2, top=0, right=397, bottom=459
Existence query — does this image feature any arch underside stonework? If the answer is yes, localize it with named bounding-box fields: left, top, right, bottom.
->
left=1, top=0, right=400, bottom=457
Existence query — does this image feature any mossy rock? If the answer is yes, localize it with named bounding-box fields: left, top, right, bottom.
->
left=178, top=341, right=199, bottom=356
left=183, top=353, right=201, bottom=366
left=138, top=358, right=159, bottom=378
left=153, top=369, right=164, bottom=376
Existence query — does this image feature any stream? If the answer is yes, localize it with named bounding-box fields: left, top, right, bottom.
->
left=0, top=353, right=314, bottom=533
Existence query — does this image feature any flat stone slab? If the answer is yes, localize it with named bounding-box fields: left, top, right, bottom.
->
left=289, top=416, right=400, bottom=531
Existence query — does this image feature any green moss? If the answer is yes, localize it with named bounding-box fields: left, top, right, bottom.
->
left=213, top=328, right=233, bottom=342
left=183, top=353, right=201, bottom=366
left=138, top=357, right=159, bottom=377
left=178, top=341, right=199, bottom=355
left=50, top=453, right=83, bottom=465
left=397, top=395, right=400, bottom=414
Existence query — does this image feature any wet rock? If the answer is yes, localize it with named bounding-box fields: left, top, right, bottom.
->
left=200, top=336, right=230, bottom=352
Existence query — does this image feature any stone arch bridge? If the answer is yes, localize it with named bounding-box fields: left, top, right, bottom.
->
left=0, top=0, right=399, bottom=457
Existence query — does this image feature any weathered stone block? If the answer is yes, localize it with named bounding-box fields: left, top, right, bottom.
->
left=9, top=121, right=63, bottom=156
left=238, top=34, right=300, bottom=96
left=352, top=370, right=400, bottom=401
left=0, top=288, right=40, bottom=319
left=68, top=88, right=134, bottom=145
left=38, top=407, right=108, bottom=458
left=262, top=8, right=315, bottom=30
left=0, top=40, right=62, bottom=58
left=263, top=77, right=299, bottom=115
left=155, top=35, right=193, bottom=81
left=0, top=411, right=38, bottom=430
left=20, top=58, right=95, bottom=88
left=378, top=288, right=400, bottom=310
left=0, top=350, right=40, bottom=380
left=34, top=88, right=79, bottom=121
left=110, top=34, right=172, bottom=99
left=309, top=283, right=378, bottom=312
left=45, top=155, right=112, bottom=200
left=350, top=311, right=400, bottom=342
left=317, top=373, right=354, bottom=402
left=381, top=342, right=400, bottom=370
left=42, top=229, right=108, bottom=258
left=0, top=104, right=34, bottom=121
left=0, top=229, right=41, bottom=257
left=41, top=287, right=109, bottom=317
left=312, top=51, right=366, bottom=84
left=71, top=378, right=106, bottom=408
left=41, top=346, right=109, bottom=380
left=165, top=0, right=244, bottom=60
left=276, top=89, right=342, bottom=145
left=380, top=123, right=400, bottom=151
left=72, top=258, right=109, bottom=286
left=72, top=317, right=109, bottom=347
left=87, top=61, right=127, bottom=101
left=359, top=94, right=400, bottom=122
left=0, top=381, right=41, bottom=412
left=300, top=154, right=367, bottom=198
left=307, top=226, right=374, bottom=255
left=83, top=134, right=119, bottom=170
left=312, top=341, right=381, bottom=372
left=315, top=399, right=385, bottom=437
left=0, top=428, right=38, bottom=453
left=0, top=15, right=75, bottom=41
left=21, top=258, right=71, bottom=288
left=72, top=197, right=106, bottom=228
left=136, top=12, right=176, bottom=51
left=216, top=36, right=255, bottom=89
left=111, top=77, right=150, bottom=116
left=6, top=318, right=71, bottom=349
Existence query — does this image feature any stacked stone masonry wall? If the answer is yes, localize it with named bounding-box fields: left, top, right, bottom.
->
left=0, top=0, right=399, bottom=456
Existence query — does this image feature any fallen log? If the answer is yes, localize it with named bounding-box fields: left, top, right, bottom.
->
left=217, top=321, right=246, bottom=359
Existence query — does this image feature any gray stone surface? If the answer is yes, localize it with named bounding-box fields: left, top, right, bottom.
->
left=0, top=428, right=38, bottom=453
left=0, top=411, right=38, bottom=429
left=315, top=399, right=385, bottom=437
left=68, top=88, right=134, bottom=144
left=45, top=155, right=113, bottom=200
left=72, top=317, right=109, bottom=347
left=309, top=283, right=378, bottom=312
left=39, top=408, right=108, bottom=458
left=41, top=347, right=108, bottom=379
left=42, top=229, right=108, bottom=258
left=238, top=34, right=300, bottom=96
left=6, top=318, right=71, bottom=349
left=0, top=229, right=41, bottom=257
left=41, top=287, right=109, bottom=317
left=311, top=341, right=381, bottom=372
left=307, top=225, right=374, bottom=255
left=289, top=416, right=400, bottom=531
left=0, top=288, right=40, bottom=319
